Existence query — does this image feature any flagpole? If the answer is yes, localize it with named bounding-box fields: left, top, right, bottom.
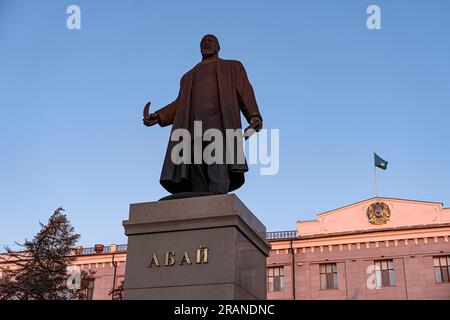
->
left=373, top=151, right=379, bottom=197
left=373, top=164, right=379, bottom=197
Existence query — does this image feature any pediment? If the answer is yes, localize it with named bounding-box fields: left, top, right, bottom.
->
left=297, top=197, right=448, bottom=236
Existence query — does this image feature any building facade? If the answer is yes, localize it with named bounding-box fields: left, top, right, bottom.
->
left=267, top=197, right=450, bottom=300
left=2, top=197, right=449, bottom=300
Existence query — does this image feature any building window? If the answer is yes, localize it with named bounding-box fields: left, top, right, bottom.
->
left=374, top=259, right=395, bottom=287
left=320, top=263, right=338, bottom=289
left=267, top=266, right=284, bottom=292
left=434, top=256, right=450, bottom=284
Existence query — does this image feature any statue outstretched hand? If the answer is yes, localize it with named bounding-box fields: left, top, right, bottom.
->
left=142, top=102, right=160, bottom=126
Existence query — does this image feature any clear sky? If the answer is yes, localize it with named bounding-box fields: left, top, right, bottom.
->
left=1, top=0, right=449, bottom=248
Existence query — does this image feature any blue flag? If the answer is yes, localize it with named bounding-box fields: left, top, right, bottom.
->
left=374, top=153, right=388, bottom=170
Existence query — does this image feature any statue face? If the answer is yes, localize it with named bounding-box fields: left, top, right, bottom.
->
left=200, top=35, right=220, bottom=57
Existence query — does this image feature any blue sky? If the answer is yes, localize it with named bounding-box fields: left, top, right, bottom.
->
left=1, top=0, right=449, bottom=248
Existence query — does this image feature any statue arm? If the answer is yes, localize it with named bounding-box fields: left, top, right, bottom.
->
left=235, top=62, right=262, bottom=124
left=155, top=78, right=183, bottom=127
left=155, top=100, right=178, bottom=127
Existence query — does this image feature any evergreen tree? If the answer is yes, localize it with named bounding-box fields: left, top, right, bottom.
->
left=0, top=207, right=89, bottom=300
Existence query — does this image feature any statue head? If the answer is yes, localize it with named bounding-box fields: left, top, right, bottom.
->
left=200, top=34, right=220, bottom=58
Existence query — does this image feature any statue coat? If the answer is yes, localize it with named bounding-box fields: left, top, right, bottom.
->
left=155, top=58, right=262, bottom=194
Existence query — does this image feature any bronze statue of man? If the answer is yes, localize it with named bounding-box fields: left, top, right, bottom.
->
left=143, top=34, right=263, bottom=196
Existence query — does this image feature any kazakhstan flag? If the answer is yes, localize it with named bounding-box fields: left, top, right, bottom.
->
left=374, top=153, right=388, bottom=170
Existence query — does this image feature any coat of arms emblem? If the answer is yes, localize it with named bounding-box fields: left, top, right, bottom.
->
left=367, top=202, right=391, bottom=225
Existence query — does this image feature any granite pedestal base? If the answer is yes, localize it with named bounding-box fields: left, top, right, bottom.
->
left=122, top=194, right=270, bottom=300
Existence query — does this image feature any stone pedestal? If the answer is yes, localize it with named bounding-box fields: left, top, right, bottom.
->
left=122, top=194, right=270, bottom=300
